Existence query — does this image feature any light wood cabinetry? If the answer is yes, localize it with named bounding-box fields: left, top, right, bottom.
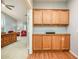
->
left=33, top=10, right=43, bottom=24
left=43, top=35, right=51, bottom=50
left=1, top=32, right=17, bottom=47
left=61, top=35, right=70, bottom=50
left=33, top=9, right=69, bottom=25
left=1, top=36, right=4, bottom=47
left=32, top=34, right=70, bottom=51
left=32, top=35, right=43, bottom=50
left=52, top=35, right=61, bottom=50
left=52, top=10, right=60, bottom=24
left=3, top=35, right=10, bottom=46
left=59, top=11, right=69, bottom=24
left=52, top=10, right=69, bottom=25
left=43, top=10, right=52, bottom=24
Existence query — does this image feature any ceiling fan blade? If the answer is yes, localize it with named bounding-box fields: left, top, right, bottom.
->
left=1, top=0, right=15, bottom=10
left=5, top=5, right=12, bottom=10
left=6, top=5, right=15, bottom=7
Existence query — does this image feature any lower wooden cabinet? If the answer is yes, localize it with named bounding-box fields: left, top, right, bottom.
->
left=3, top=35, right=10, bottom=46
left=1, top=36, right=4, bottom=47
left=52, top=35, right=61, bottom=50
left=43, top=35, right=51, bottom=50
left=32, top=35, right=43, bottom=50
left=1, top=32, right=17, bottom=47
left=11, top=34, right=17, bottom=43
left=32, top=34, right=70, bottom=51
left=61, top=35, right=70, bottom=50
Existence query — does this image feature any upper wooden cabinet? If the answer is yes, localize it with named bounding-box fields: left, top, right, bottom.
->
left=43, top=10, right=52, bottom=24
left=52, top=10, right=69, bottom=25
left=33, top=9, right=43, bottom=24
left=52, top=10, right=60, bottom=24
left=59, top=11, right=69, bottom=24
left=33, top=9, right=69, bottom=26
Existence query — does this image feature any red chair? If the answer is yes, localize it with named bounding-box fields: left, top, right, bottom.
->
left=21, top=30, right=27, bottom=36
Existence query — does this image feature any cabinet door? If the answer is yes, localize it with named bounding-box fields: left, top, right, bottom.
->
left=52, top=10, right=60, bottom=24
left=61, top=35, right=70, bottom=50
left=3, top=35, right=10, bottom=46
left=43, top=10, right=52, bottom=24
left=52, top=35, right=61, bottom=50
left=60, top=11, right=69, bottom=24
left=32, top=35, right=43, bottom=50
left=1, top=36, right=4, bottom=47
left=33, top=10, right=43, bottom=24
left=43, top=35, right=51, bottom=50
left=12, top=34, right=17, bottom=42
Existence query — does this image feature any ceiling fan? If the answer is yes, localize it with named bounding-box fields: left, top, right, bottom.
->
left=1, top=0, right=15, bottom=10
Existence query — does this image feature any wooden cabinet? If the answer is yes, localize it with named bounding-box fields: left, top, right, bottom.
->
left=3, top=35, right=10, bottom=46
left=32, top=35, right=43, bottom=50
left=43, top=10, right=52, bottom=24
left=61, top=35, right=70, bottom=50
left=52, top=10, right=69, bottom=25
left=1, top=32, right=17, bottom=48
left=59, top=11, right=69, bottom=24
left=52, top=35, right=61, bottom=50
left=33, top=9, right=69, bottom=25
left=32, top=34, right=70, bottom=51
left=33, top=10, right=43, bottom=24
left=1, top=36, right=4, bottom=47
left=52, top=10, right=60, bottom=24
left=43, top=35, right=51, bottom=50
left=11, top=33, right=17, bottom=43
left=52, top=35, right=70, bottom=50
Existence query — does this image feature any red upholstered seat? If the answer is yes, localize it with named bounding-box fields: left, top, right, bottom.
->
left=21, top=30, right=27, bottom=36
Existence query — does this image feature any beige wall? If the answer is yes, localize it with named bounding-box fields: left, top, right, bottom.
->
left=67, top=0, right=78, bottom=56
left=33, top=1, right=68, bottom=9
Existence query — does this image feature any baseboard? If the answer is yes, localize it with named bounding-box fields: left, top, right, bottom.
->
left=69, top=50, right=78, bottom=58
left=28, top=49, right=32, bottom=54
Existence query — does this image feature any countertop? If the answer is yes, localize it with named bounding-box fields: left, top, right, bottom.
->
left=33, top=33, right=70, bottom=35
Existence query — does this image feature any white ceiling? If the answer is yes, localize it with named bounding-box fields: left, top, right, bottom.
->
left=1, top=0, right=32, bottom=22
left=33, top=0, right=67, bottom=2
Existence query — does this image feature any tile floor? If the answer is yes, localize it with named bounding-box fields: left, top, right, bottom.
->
left=1, top=37, right=29, bottom=59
